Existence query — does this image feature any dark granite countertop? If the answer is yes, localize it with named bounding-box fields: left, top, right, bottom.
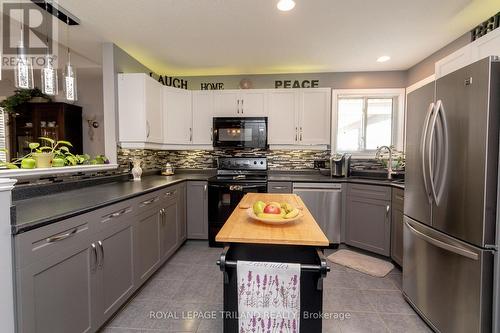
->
left=12, top=169, right=403, bottom=235
left=268, top=171, right=405, bottom=189
left=12, top=173, right=213, bottom=235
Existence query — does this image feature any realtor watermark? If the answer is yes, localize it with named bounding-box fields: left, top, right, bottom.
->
left=148, top=311, right=352, bottom=321
left=1, top=0, right=59, bottom=69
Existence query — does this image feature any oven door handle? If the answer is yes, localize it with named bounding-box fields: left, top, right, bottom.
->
left=208, top=184, right=266, bottom=190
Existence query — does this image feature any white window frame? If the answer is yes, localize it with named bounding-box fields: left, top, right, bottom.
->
left=331, top=88, right=405, bottom=158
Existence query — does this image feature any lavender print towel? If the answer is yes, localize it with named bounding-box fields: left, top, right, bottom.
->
left=237, top=261, right=300, bottom=333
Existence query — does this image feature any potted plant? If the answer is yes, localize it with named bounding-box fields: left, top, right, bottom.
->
left=31, top=137, right=73, bottom=168
left=0, top=88, right=51, bottom=114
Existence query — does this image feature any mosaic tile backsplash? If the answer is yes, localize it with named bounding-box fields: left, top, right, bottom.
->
left=118, top=148, right=332, bottom=170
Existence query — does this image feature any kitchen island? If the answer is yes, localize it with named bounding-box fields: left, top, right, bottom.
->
left=216, top=193, right=330, bottom=333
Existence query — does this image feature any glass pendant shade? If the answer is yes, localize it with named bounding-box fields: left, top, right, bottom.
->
left=63, top=63, right=77, bottom=102
left=14, top=50, right=34, bottom=89
left=41, top=55, right=58, bottom=96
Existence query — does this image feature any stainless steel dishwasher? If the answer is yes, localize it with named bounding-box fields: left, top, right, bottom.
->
left=292, top=183, right=342, bottom=245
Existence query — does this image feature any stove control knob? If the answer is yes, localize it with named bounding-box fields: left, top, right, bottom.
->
left=254, top=161, right=257, bottom=164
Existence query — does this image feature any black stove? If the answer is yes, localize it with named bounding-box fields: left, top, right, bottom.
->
left=208, top=157, right=268, bottom=247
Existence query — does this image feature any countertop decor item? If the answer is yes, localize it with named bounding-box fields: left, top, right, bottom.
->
left=161, top=162, right=174, bottom=175
left=131, top=159, right=143, bottom=181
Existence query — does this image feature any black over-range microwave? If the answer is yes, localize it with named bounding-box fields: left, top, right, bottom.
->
left=212, top=117, right=268, bottom=149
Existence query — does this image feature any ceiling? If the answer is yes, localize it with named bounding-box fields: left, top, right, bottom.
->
left=57, top=0, right=499, bottom=76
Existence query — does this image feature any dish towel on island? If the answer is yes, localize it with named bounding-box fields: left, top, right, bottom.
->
left=237, top=260, right=300, bottom=333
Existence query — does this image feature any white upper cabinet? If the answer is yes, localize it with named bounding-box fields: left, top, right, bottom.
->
left=299, top=89, right=331, bottom=145
left=214, top=91, right=240, bottom=116
left=267, top=88, right=331, bottom=146
left=213, top=90, right=267, bottom=116
left=436, top=28, right=500, bottom=79
left=268, top=89, right=299, bottom=145
left=192, top=91, right=215, bottom=145
left=163, top=86, right=192, bottom=144
left=118, top=73, right=163, bottom=144
left=239, top=90, right=267, bottom=116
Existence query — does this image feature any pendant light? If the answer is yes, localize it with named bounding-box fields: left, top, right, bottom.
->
left=14, top=2, right=34, bottom=89
left=41, top=1, right=58, bottom=96
left=63, top=16, right=77, bottom=102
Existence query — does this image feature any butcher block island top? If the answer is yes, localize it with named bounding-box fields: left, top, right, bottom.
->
left=215, top=193, right=329, bottom=246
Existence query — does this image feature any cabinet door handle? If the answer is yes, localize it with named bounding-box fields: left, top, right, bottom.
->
left=97, top=241, right=104, bottom=268
left=210, top=127, right=213, bottom=141
left=386, top=205, right=390, bottom=219
left=146, top=121, right=151, bottom=138
left=159, top=208, right=165, bottom=225
left=91, top=243, right=97, bottom=272
left=295, top=127, right=298, bottom=141
left=299, top=127, right=303, bottom=141
left=237, top=99, right=240, bottom=114
left=46, top=228, right=77, bottom=243
left=241, top=99, right=244, bottom=113
left=189, top=128, right=193, bottom=142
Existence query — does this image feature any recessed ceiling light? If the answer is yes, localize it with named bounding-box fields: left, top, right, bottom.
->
left=277, top=0, right=295, bottom=11
left=377, top=56, right=391, bottom=63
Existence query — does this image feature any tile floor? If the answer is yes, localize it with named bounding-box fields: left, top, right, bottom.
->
left=102, top=241, right=431, bottom=333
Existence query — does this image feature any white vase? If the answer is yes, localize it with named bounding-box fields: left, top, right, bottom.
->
left=131, top=160, right=142, bottom=181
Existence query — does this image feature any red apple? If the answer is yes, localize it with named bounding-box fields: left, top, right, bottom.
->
left=263, top=204, right=281, bottom=214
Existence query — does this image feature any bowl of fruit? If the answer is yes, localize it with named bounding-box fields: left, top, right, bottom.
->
left=248, top=201, right=303, bottom=224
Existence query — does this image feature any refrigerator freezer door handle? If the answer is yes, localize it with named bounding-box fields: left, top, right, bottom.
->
left=421, top=102, right=434, bottom=199
left=405, top=220, right=479, bottom=260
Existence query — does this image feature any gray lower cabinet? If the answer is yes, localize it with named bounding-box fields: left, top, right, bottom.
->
left=134, top=201, right=162, bottom=285
left=15, top=183, right=189, bottom=333
left=267, top=181, right=292, bottom=193
left=159, top=188, right=179, bottom=261
left=187, top=181, right=208, bottom=239
left=346, top=184, right=391, bottom=256
left=94, top=221, right=134, bottom=327
left=391, top=188, right=405, bottom=266
left=17, top=237, right=96, bottom=333
left=178, top=183, right=187, bottom=243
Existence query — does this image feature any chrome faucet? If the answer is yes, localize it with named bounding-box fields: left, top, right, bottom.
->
left=376, top=146, right=396, bottom=180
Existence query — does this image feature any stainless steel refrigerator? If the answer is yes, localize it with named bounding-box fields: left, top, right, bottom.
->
left=403, top=56, right=500, bottom=333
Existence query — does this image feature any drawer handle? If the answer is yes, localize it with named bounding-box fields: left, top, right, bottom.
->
left=165, top=190, right=177, bottom=197
left=272, top=186, right=288, bottom=190
left=141, top=197, right=159, bottom=206
left=108, top=208, right=130, bottom=219
left=46, top=228, right=78, bottom=243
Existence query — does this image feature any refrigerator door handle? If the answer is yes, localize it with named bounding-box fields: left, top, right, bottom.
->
left=428, top=100, right=449, bottom=205
left=421, top=102, right=434, bottom=199
left=405, top=220, right=479, bottom=260
left=428, top=101, right=440, bottom=204
left=435, top=100, right=449, bottom=204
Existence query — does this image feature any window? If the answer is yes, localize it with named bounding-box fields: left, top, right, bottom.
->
left=332, top=89, right=405, bottom=156
left=0, top=108, right=6, bottom=162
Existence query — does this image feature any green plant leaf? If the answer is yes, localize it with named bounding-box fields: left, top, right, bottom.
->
left=57, top=140, right=73, bottom=147
left=39, top=137, right=55, bottom=144
left=28, top=142, right=40, bottom=149
left=59, top=146, right=70, bottom=152
left=39, top=146, right=52, bottom=151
